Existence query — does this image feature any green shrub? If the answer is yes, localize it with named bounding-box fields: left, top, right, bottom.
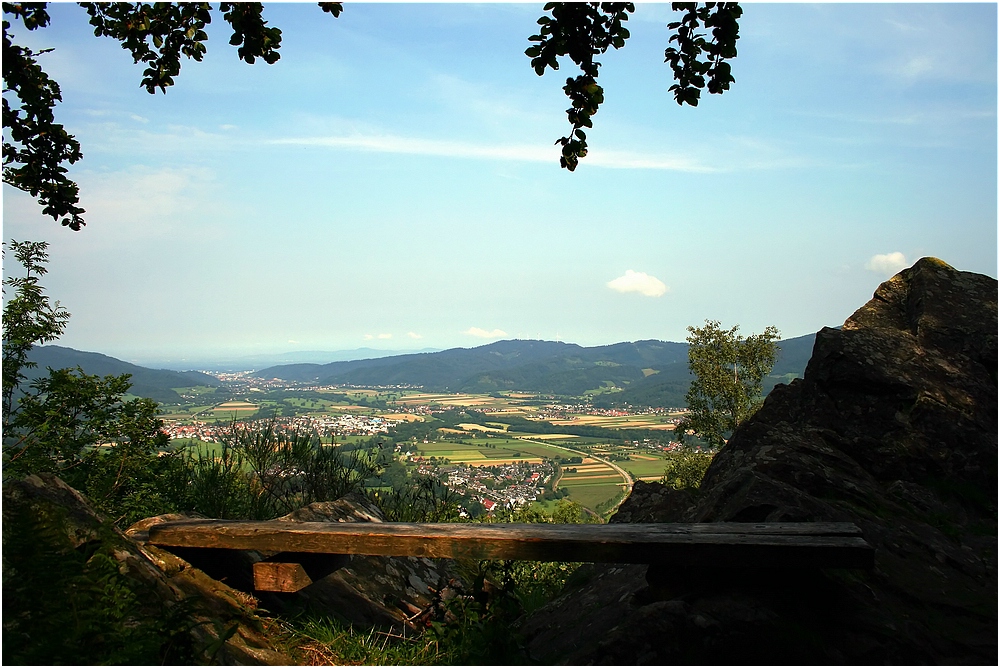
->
left=660, top=448, right=715, bottom=489
left=2, top=502, right=195, bottom=665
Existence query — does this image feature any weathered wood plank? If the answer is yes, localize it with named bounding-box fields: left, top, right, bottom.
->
left=253, top=562, right=312, bottom=592
left=148, top=521, right=874, bottom=570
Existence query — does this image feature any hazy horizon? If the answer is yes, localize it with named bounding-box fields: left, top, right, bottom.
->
left=39, top=330, right=827, bottom=373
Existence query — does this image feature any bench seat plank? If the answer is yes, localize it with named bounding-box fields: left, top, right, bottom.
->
left=148, top=521, right=873, bottom=570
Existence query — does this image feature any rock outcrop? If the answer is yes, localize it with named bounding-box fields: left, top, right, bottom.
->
left=128, top=494, right=459, bottom=632
left=3, top=474, right=293, bottom=665
left=247, top=496, right=459, bottom=630
left=522, top=258, right=997, bottom=664
left=4, top=477, right=459, bottom=664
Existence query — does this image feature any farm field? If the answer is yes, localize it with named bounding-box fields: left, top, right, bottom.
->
left=558, top=478, right=627, bottom=512
left=617, top=456, right=670, bottom=481
left=326, top=404, right=381, bottom=414
left=171, top=438, right=223, bottom=456
left=158, top=405, right=217, bottom=420
left=588, top=445, right=674, bottom=478
left=416, top=439, right=542, bottom=465
left=395, top=393, right=503, bottom=408
left=211, top=401, right=259, bottom=414
left=548, top=414, right=680, bottom=430
left=390, top=391, right=543, bottom=414
left=410, top=437, right=629, bottom=513
left=457, top=423, right=504, bottom=433
left=382, top=413, right=424, bottom=422
left=414, top=438, right=586, bottom=466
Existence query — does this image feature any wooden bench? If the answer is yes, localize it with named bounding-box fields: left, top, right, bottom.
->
left=147, top=520, right=874, bottom=593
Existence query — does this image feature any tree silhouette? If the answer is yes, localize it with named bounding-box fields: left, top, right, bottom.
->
left=3, top=2, right=740, bottom=229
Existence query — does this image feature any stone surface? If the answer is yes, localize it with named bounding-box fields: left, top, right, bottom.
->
left=137, top=494, right=461, bottom=632
left=522, top=258, right=997, bottom=664
left=265, top=495, right=460, bottom=631
left=4, top=474, right=292, bottom=665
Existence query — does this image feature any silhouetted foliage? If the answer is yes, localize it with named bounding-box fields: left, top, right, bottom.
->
left=3, top=2, right=739, bottom=229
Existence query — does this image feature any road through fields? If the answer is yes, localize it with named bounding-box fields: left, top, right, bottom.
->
left=516, top=437, right=634, bottom=517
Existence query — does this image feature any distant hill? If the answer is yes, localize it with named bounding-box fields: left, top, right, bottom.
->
left=25, top=346, right=221, bottom=404
left=132, top=347, right=443, bottom=372
left=591, top=332, right=817, bottom=408
left=255, top=334, right=817, bottom=407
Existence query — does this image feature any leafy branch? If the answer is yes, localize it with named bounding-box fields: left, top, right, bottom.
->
left=528, top=1, right=742, bottom=171
left=2, top=2, right=341, bottom=230
left=526, top=2, right=635, bottom=171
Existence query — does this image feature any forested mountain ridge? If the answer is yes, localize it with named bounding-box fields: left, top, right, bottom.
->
left=25, top=345, right=221, bottom=404
left=22, top=334, right=817, bottom=408
left=256, top=335, right=818, bottom=406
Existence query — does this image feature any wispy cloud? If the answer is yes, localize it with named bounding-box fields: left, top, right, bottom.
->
left=377, top=333, right=393, bottom=339
left=607, top=270, right=668, bottom=297
left=464, top=327, right=507, bottom=338
left=866, top=252, right=909, bottom=276
left=407, top=332, right=422, bottom=339
left=269, top=134, right=714, bottom=172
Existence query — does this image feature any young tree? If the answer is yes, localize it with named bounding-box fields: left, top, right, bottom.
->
left=675, top=320, right=779, bottom=448
left=2, top=240, right=184, bottom=525
left=1, top=240, right=70, bottom=424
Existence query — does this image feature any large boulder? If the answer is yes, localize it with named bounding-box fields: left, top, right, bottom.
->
left=260, top=496, right=460, bottom=630
left=3, top=474, right=292, bottom=665
left=132, top=495, right=460, bottom=632
left=522, top=258, right=997, bottom=664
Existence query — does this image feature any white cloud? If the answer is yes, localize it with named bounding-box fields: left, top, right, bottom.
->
left=269, top=134, right=712, bottom=172
left=407, top=332, right=422, bottom=339
left=363, top=334, right=374, bottom=340
left=464, top=327, right=507, bottom=338
left=377, top=333, right=392, bottom=339
left=606, top=270, right=669, bottom=297
left=866, top=252, right=909, bottom=276
left=1, top=166, right=228, bottom=247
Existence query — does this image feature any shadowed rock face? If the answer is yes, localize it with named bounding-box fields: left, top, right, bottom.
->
left=4, top=474, right=293, bottom=666
left=522, top=258, right=997, bottom=665
left=5, top=479, right=459, bottom=664
left=134, top=495, right=460, bottom=632
left=263, top=496, right=459, bottom=630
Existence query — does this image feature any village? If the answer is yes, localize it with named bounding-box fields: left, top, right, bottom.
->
left=161, top=412, right=399, bottom=443
left=415, top=458, right=555, bottom=515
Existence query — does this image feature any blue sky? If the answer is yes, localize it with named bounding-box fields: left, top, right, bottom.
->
left=3, top=3, right=997, bottom=366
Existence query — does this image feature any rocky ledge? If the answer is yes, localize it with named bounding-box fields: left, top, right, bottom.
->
left=522, top=258, right=997, bottom=664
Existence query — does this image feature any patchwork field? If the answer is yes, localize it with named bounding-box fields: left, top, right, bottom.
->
left=414, top=438, right=585, bottom=467
left=158, top=405, right=216, bottom=419
left=548, top=414, right=678, bottom=430
left=617, top=458, right=671, bottom=478
left=457, top=423, right=505, bottom=433
left=212, top=401, right=259, bottom=413
left=558, top=479, right=627, bottom=511
left=394, top=393, right=499, bottom=408
left=389, top=392, right=542, bottom=415
left=381, top=413, right=424, bottom=422
left=171, top=438, right=221, bottom=454
left=415, top=439, right=539, bottom=465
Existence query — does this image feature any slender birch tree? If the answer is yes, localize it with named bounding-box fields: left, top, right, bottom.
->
left=675, top=320, right=779, bottom=448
